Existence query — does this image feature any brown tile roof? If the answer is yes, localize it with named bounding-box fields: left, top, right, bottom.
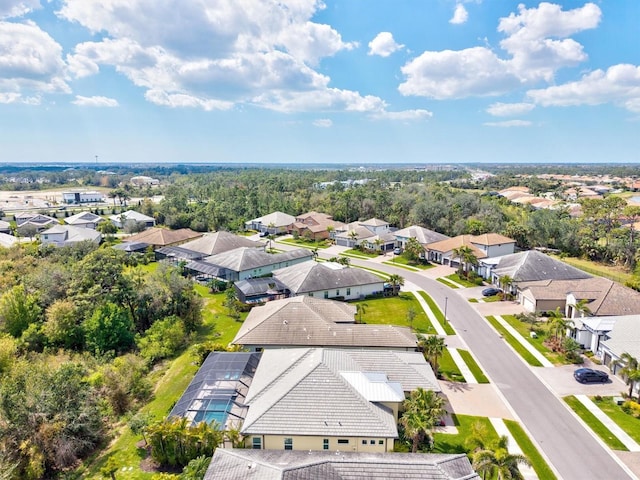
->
left=425, top=235, right=487, bottom=259
left=125, top=227, right=202, bottom=247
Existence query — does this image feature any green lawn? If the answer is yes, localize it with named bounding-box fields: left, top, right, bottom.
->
left=457, top=349, right=489, bottom=383
left=381, top=261, right=422, bottom=272
left=593, top=397, right=640, bottom=443
left=341, top=248, right=379, bottom=258
left=77, top=289, right=244, bottom=479
left=498, top=314, right=565, bottom=365
left=504, top=419, right=558, bottom=480
left=439, top=348, right=465, bottom=382
left=353, top=293, right=434, bottom=334
left=417, top=291, right=456, bottom=335
left=383, top=256, right=434, bottom=270
left=432, top=414, right=499, bottom=455
left=436, top=277, right=460, bottom=289
left=445, top=273, right=483, bottom=288
left=554, top=255, right=633, bottom=285
left=485, top=316, right=543, bottom=367
left=564, top=396, right=628, bottom=450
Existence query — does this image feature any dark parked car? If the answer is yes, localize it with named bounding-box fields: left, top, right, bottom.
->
left=259, top=231, right=269, bottom=237
left=574, top=368, right=609, bottom=383
left=482, top=287, right=502, bottom=297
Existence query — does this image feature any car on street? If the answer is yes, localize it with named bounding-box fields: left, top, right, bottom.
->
left=482, top=287, right=502, bottom=297
left=574, top=368, right=609, bottom=383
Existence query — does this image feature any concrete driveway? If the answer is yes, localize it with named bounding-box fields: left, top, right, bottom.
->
left=533, top=360, right=627, bottom=397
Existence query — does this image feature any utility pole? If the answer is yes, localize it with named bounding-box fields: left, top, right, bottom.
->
left=444, top=296, right=448, bottom=324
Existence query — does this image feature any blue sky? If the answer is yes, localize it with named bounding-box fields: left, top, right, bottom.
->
left=1, top=0, right=639, bottom=164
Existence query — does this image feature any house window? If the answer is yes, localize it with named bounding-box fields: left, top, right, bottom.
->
left=362, top=440, right=367, bottom=445
left=370, top=440, right=375, bottom=445
left=337, top=439, right=349, bottom=444
left=324, top=291, right=329, bottom=299
left=323, top=439, right=329, bottom=450
left=336, top=290, right=340, bottom=296
left=284, top=438, right=293, bottom=450
left=308, top=292, right=314, bottom=297
left=378, top=440, right=384, bottom=445
left=346, top=288, right=351, bottom=296
left=252, top=437, right=262, bottom=449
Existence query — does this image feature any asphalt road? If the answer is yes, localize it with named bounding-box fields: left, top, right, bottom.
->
left=344, top=257, right=635, bottom=480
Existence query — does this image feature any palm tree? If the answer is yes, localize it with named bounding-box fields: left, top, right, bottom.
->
left=473, top=436, right=531, bottom=480
left=452, top=245, right=477, bottom=279
left=419, top=335, right=446, bottom=377
left=355, top=303, right=367, bottom=323
left=387, top=274, right=404, bottom=296
left=546, top=307, right=572, bottom=341
left=613, top=353, right=640, bottom=400
left=498, top=275, right=513, bottom=299
left=348, top=229, right=359, bottom=247
left=573, top=298, right=592, bottom=318
left=400, top=387, right=447, bottom=453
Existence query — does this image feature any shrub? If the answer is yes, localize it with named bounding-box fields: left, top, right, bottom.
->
left=622, top=400, right=640, bottom=418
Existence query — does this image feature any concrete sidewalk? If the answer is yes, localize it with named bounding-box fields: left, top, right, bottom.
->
left=439, top=381, right=515, bottom=420
left=405, top=282, right=447, bottom=336
left=494, top=315, right=554, bottom=368
left=575, top=395, right=640, bottom=452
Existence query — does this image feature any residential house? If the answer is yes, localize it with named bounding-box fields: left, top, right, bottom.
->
left=570, top=315, right=622, bottom=357
left=232, top=296, right=417, bottom=351
left=234, top=277, right=289, bottom=304
left=287, top=211, right=346, bottom=241
left=62, top=190, right=104, bottom=204
left=15, top=212, right=57, bottom=234
left=185, top=247, right=313, bottom=282
left=0, top=232, right=17, bottom=248
left=426, top=234, right=515, bottom=267
left=40, top=225, right=102, bottom=247
left=109, top=210, right=156, bottom=229
left=393, top=225, right=449, bottom=250
left=64, top=211, right=104, bottom=229
left=169, top=352, right=261, bottom=429
left=123, top=227, right=202, bottom=248
left=130, top=175, right=160, bottom=186
left=335, top=218, right=396, bottom=252
left=241, top=348, right=440, bottom=453
left=519, top=277, right=640, bottom=315
left=179, top=231, right=265, bottom=257
left=482, top=249, right=591, bottom=287
left=270, top=261, right=386, bottom=300
left=206, top=449, right=479, bottom=480
left=600, top=316, right=640, bottom=397
left=245, top=212, right=296, bottom=235
left=112, top=241, right=150, bottom=254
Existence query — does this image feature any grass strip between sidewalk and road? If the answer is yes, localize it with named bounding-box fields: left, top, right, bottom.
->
left=417, top=291, right=455, bottom=335
left=436, top=277, right=460, bottom=289
left=504, top=419, right=559, bottom=480
left=457, top=349, right=489, bottom=384
left=564, top=396, right=628, bottom=451
left=485, top=316, right=543, bottom=367
left=439, top=348, right=465, bottom=383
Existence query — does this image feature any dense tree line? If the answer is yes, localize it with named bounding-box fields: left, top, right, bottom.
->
left=0, top=243, right=203, bottom=478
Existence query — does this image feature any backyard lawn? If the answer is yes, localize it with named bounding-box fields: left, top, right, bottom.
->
left=353, top=293, right=435, bottom=334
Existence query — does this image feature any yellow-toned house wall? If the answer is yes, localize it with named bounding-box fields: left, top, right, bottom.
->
left=255, top=435, right=391, bottom=452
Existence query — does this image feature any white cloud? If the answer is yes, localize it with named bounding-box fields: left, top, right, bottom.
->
left=368, top=32, right=404, bottom=57
left=313, top=118, right=332, bottom=127
left=58, top=0, right=378, bottom=113
left=399, top=47, right=519, bottom=99
left=370, top=109, right=433, bottom=121
left=0, top=91, right=40, bottom=104
left=527, top=64, right=640, bottom=112
left=0, top=20, right=70, bottom=95
left=483, top=120, right=532, bottom=127
left=72, top=95, right=119, bottom=107
left=0, top=0, right=40, bottom=19
left=399, top=2, right=601, bottom=99
left=486, top=102, right=535, bottom=117
left=450, top=4, right=468, bottom=25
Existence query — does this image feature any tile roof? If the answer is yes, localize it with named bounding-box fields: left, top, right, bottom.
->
left=180, top=231, right=265, bottom=256
left=468, top=233, right=515, bottom=246
left=109, top=210, right=155, bottom=223
left=335, top=224, right=376, bottom=241
left=232, top=296, right=416, bottom=349
left=124, top=227, right=202, bottom=246
left=206, top=449, right=480, bottom=480
left=394, top=225, right=449, bottom=245
left=521, top=277, right=640, bottom=316
left=204, top=247, right=312, bottom=273
left=64, top=211, right=103, bottom=225
left=41, top=224, right=102, bottom=243
left=273, top=262, right=384, bottom=294
left=359, top=218, right=390, bottom=227
left=492, top=250, right=592, bottom=282
left=601, top=315, right=640, bottom=359
left=242, top=348, right=439, bottom=437
left=424, top=235, right=487, bottom=258
left=247, top=211, right=297, bottom=228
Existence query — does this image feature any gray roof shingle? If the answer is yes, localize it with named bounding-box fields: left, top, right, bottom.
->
left=273, top=262, right=384, bottom=294
left=493, top=250, right=591, bottom=282
left=204, top=248, right=313, bottom=273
